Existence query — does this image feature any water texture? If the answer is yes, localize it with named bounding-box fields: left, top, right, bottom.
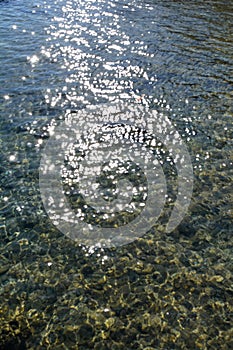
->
left=0, top=0, right=232, bottom=349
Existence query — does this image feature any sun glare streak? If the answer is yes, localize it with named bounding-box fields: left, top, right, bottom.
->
left=41, top=0, right=155, bottom=107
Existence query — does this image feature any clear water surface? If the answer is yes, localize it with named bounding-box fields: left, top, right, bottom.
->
left=0, top=0, right=232, bottom=349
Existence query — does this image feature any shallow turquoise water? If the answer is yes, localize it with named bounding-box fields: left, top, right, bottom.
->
left=0, top=0, right=232, bottom=349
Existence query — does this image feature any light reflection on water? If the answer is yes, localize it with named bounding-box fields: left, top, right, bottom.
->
left=42, top=0, right=155, bottom=107
left=0, top=0, right=233, bottom=348
left=0, top=0, right=232, bottom=242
